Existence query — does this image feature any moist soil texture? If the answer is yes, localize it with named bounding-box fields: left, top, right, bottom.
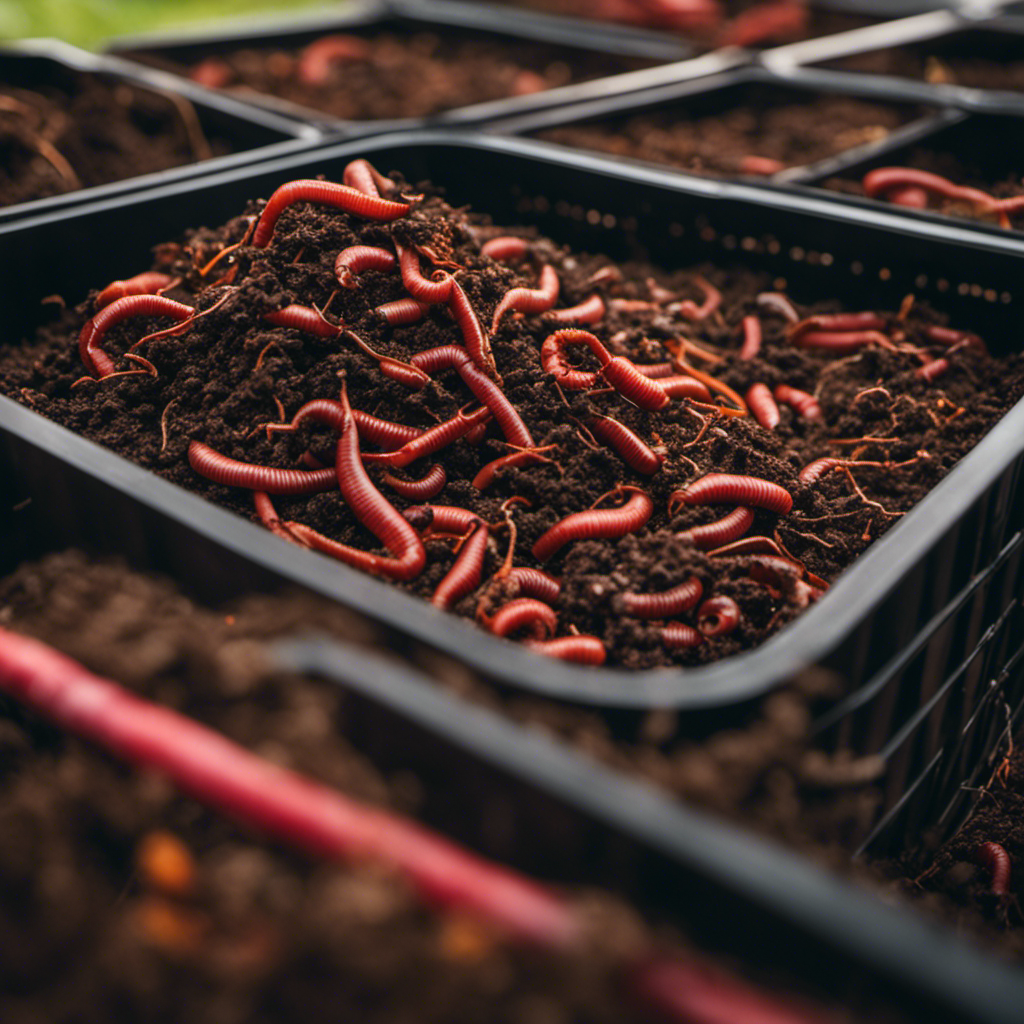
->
left=534, top=92, right=922, bottom=177
left=4, top=165, right=1024, bottom=671
left=0, top=73, right=231, bottom=208
left=829, top=44, right=1024, bottom=92
left=0, top=551, right=904, bottom=1024
left=150, top=30, right=655, bottom=122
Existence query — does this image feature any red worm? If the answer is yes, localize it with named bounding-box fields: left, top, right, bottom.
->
left=524, top=636, right=606, bottom=665
left=342, top=157, right=396, bottom=198
left=798, top=456, right=894, bottom=485
left=95, top=271, right=177, bottom=310
left=661, top=623, right=704, bottom=650
left=334, top=245, right=396, bottom=288
left=189, top=440, right=338, bottom=495
left=491, top=264, right=560, bottom=332
left=676, top=506, right=755, bottom=550
left=362, top=407, right=492, bottom=468
left=296, top=34, right=370, bottom=85
left=376, top=298, right=431, bottom=326
left=745, top=383, right=780, bottom=430
left=532, top=487, right=654, bottom=562
left=381, top=464, right=447, bottom=501
left=489, top=598, right=558, bottom=639
left=922, top=324, right=986, bottom=354
left=756, top=292, right=800, bottom=323
left=657, top=376, right=713, bottom=402
left=505, top=567, right=561, bottom=605
left=410, top=345, right=533, bottom=448
left=975, top=842, right=1012, bottom=896
left=634, top=362, right=676, bottom=379
left=889, top=185, right=929, bottom=208
left=269, top=399, right=422, bottom=451
left=790, top=312, right=886, bottom=340
left=341, top=329, right=430, bottom=391
left=697, top=596, right=741, bottom=637
left=449, top=282, right=499, bottom=381
left=774, top=384, right=821, bottom=421
left=404, top=504, right=482, bottom=537
left=793, top=329, right=893, bottom=354
left=717, top=1, right=808, bottom=47
left=252, top=179, right=410, bottom=249
left=588, top=416, right=663, bottom=475
left=481, top=236, right=530, bottom=262
left=473, top=448, right=553, bottom=490
left=738, top=155, right=786, bottom=176
left=263, top=304, right=343, bottom=338
left=545, top=294, right=606, bottom=324
left=432, top=521, right=489, bottom=611
left=397, top=243, right=455, bottom=304
left=674, top=276, right=721, bottom=321
left=708, top=536, right=785, bottom=558
left=79, top=294, right=194, bottom=378
left=738, top=316, right=762, bottom=360
left=862, top=167, right=1004, bottom=223
left=917, top=357, right=950, bottom=382
left=620, top=577, right=703, bottom=619
left=253, top=491, right=305, bottom=545
left=671, top=473, right=793, bottom=514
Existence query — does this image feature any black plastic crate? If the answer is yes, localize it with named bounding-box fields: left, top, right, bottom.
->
left=0, top=38, right=320, bottom=223
left=102, top=0, right=736, bottom=137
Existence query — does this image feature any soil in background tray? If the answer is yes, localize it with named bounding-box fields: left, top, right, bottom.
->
left=4, top=164, right=1024, bottom=671
left=0, top=550, right=899, bottom=1024
left=0, top=73, right=231, bottom=208
left=825, top=146, right=1024, bottom=230
left=533, top=91, right=922, bottom=177
left=151, top=29, right=656, bottom=122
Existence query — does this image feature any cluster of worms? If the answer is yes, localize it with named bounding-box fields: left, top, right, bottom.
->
left=58, top=157, right=997, bottom=669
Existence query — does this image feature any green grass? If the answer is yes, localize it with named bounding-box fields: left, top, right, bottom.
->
left=0, top=0, right=333, bottom=49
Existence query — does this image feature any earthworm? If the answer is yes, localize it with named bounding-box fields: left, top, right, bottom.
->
left=671, top=473, right=793, bottom=514
left=620, top=577, right=703, bottom=619
left=676, top=507, right=755, bottom=550
left=634, top=362, right=676, bottom=378
left=742, top=384, right=779, bottom=431
left=661, top=624, right=704, bottom=650
left=756, top=292, right=800, bottom=323
left=491, top=264, right=560, bottom=332
left=790, top=312, right=886, bottom=340
left=362, top=406, right=492, bottom=468
left=697, top=596, right=741, bottom=637
left=673, top=276, right=721, bottom=321
left=263, top=304, right=343, bottom=338
left=975, top=842, right=1011, bottom=896
left=738, top=155, right=785, bottom=176
left=922, top=324, right=986, bottom=354
left=504, top=567, right=561, bottom=605
left=410, top=345, right=533, bottom=447
left=708, top=536, right=786, bottom=558
left=473, top=447, right=555, bottom=490
left=334, top=245, right=396, bottom=288
left=609, top=298, right=660, bottom=313
left=95, top=271, right=177, bottom=310
left=376, top=298, right=431, bottom=326
left=718, top=0, right=807, bottom=47
left=481, top=236, right=530, bottom=262
left=862, top=167, right=1007, bottom=225
left=252, top=179, right=410, bottom=249
left=545, top=294, right=606, bottom=324
left=381, top=464, right=447, bottom=501
left=343, top=329, right=431, bottom=390
left=269, top=399, right=422, bottom=451
left=774, top=384, right=821, bottom=421
left=664, top=353, right=747, bottom=417
left=190, top=57, right=232, bottom=89
left=404, top=504, right=482, bottom=536
left=397, top=243, right=454, bottom=304
left=747, top=558, right=823, bottom=609
left=738, top=316, right=762, bottom=360
left=657, top=376, right=714, bottom=402
left=79, top=294, right=194, bottom=378
left=188, top=441, right=337, bottom=495
left=587, top=416, right=663, bottom=475
left=341, top=157, right=396, bottom=198
left=253, top=491, right=306, bottom=545
left=798, top=456, right=894, bottom=485
left=532, top=487, right=654, bottom=562
left=296, top=34, right=371, bottom=85
left=489, top=598, right=558, bottom=639
left=889, top=185, right=929, bottom=208
left=793, top=329, right=893, bottom=354
left=918, top=357, right=950, bottom=382
left=449, top=282, right=499, bottom=381
left=432, top=520, right=489, bottom=610
left=524, top=636, right=606, bottom=665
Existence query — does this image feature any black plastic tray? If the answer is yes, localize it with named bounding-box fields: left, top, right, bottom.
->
left=0, top=38, right=320, bottom=224
left=101, top=0, right=742, bottom=137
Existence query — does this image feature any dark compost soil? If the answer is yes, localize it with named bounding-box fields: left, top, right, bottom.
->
left=0, top=550, right=897, bottom=1024
left=4, top=165, right=1024, bottom=671
left=533, top=92, right=922, bottom=177
left=147, top=30, right=655, bottom=122
left=0, top=73, right=231, bottom=208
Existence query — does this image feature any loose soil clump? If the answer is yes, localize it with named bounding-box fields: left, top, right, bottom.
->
left=3, top=163, right=1023, bottom=670
left=0, top=73, right=229, bottom=208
